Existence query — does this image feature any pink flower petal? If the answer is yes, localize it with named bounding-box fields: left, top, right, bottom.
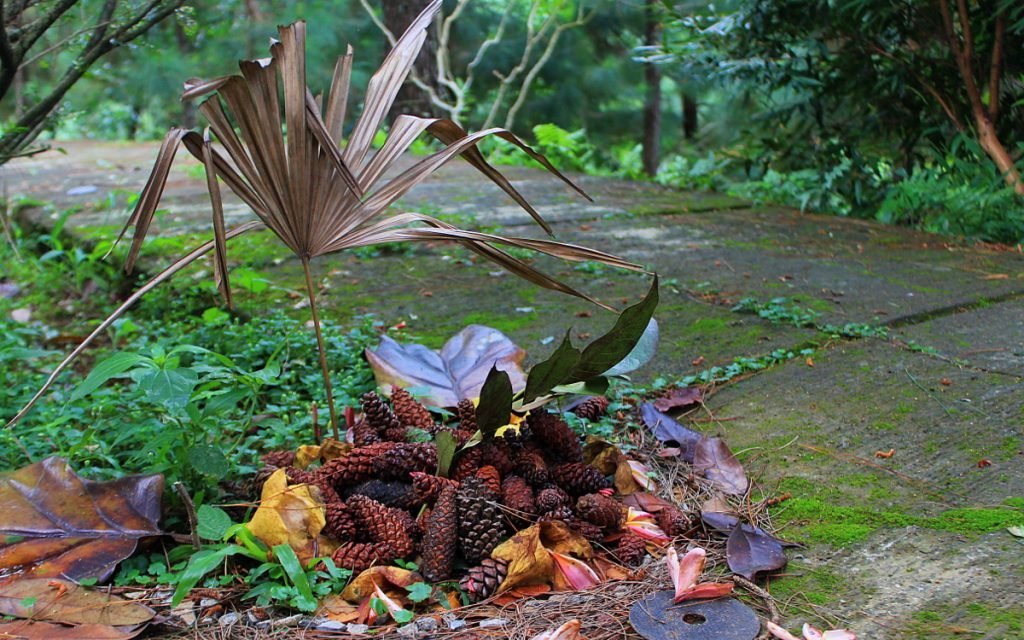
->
left=625, top=508, right=672, bottom=543
left=628, top=460, right=658, bottom=490
left=765, top=621, right=803, bottom=640
left=531, top=620, right=583, bottom=640
left=820, top=630, right=857, bottom=640
left=549, top=551, right=601, bottom=591
left=674, top=581, right=735, bottom=602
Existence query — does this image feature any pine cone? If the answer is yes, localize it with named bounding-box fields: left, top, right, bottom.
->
left=261, top=450, right=296, bottom=468
left=576, top=493, right=626, bottom=531
left=459, top=558, right=509, bottom=603
left=478, top=441, right=515, bottom=476
left=318, top=443, right=395, bottom=489
left=347, top=495, right=415, bottom=558
left=527, top=411, right=583, bottom=463
left=421, top=484, right=458, bottom=581
left=331, top=541, right=395, bottom=573
left=566, top=517, right=605, bottom=544
left=536, top=485, right=572, bottom=513
left=551, top=462, right=610, bottom=496
left=323, top=501, right=357, bottom=541
left=572, top=396, right=610, bottom=421
left=615, top=533, right=648, bottom=567
left=391, top=387, right=435, bottom=431
left=475, top=465, right=502, bottom=495
left=538, top=505, right=575, bottom=522
left=410, top=471, right=460, bottom=504
left=655, top=505, right=693, bottom=537
left=456, top=399, right=478, bottom=433
left=456, top=476, right=508, bottom=565
left=514, top=449, right=550, bottom=487
left=500, top=476, right=536, bottom=524
left=343, top=479, right=421, bottom=511
left=450, top=446, right=484, bottom=482
left=311, top=475, right=341, bottom=505
left=361, top=391, right=401, bottom=434
left=375, top=442, right=438, bottom=479
left=351, top=419, right=382, bottom=446
left=383, top=426, right=412, bottom=442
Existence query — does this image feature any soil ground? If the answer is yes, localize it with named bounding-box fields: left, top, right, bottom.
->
left=6, top=141, right=1024, bottom=639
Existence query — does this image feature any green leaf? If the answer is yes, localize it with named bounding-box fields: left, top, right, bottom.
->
left=272, top=544, right=315, bottom=610
left=435, top=431, right=457, bottom=478
left=406, top=582, right=433, bottom=603
left=196, top=505, right=234, bottom=541
left=135, top=366, right=200, bottom=410
left=171, top=545, right=244, bottom=607
left=475, top=366, right=513, bottom=440
left=567, top=275, right=659, bottom=383
left=70, top=352, right=151, bottom=401
left=393, top=608, right=415, bottom=624
left=521, top=330, right=581, bottom=403
left=187, top=444, right=229, bottom=479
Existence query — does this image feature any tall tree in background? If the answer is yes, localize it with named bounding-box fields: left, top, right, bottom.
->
left=382, top=0, right=443, bottom=116
left=641, top=1, right=661, bottom=176
left=0, top=0, right=184, bottom=164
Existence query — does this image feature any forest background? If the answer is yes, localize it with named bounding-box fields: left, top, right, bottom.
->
left=3, top=0, right=1023, bottom=243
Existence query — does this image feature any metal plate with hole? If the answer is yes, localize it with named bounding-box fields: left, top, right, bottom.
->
left=629, top=591, right=760, bottom=640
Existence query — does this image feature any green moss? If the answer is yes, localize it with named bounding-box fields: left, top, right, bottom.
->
left=459, top=311, right=538, bottom=335
left=767, top=567, right=845, bottom=606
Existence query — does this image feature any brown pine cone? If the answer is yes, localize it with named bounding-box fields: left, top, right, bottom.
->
left=323, top=501, right=357, bottom=541
left=347, top=495, right=415, bottom=558
left=311, top=475, right=341, bottom=505
left=343, top=479, right=421, bottom=511
left=477, top=441, right=515, bottom=476
left=475, top=465, right=502, bottom=495
left=285, top=467, right=315, bottom=485
left=331, top=541, right=395, bottom=573
left=351, top=419, right=382, bottom=446
left=527, top=411, right=583, bottom=463
left=375, top=442, right=437, bottom=478
left=361, top=391, right=401, bottom=434
left=391, top=387, right=435, bottom=431
left=456, top=398, right=478, bottom=433
left=456, top=476, right=508, bottom=565
left=459, top=557, right=509, bottom=603
left=382, top=426, right=412, bottom=442
left=514, top=449, right=550, bottom=487
left=500, top=476, right=536, bottom=524
left=450, top=446, right=484, bottom=482
left=566, top=517, right=605, bottom=544
left=576, top=493, right=626, bottom=531
left=420, top=484, right=458, bottom=582
left=615, top=533, right=648, bottom=567
left=261, top=450, right=296, bottom=468
left=572, top=396, right=610, bottom=421
left=551, top=462, right=611, bottom=496
left=410, top=471, right=460, bottom=504
left=536, top=485, right=573, bottom=513
left=318, top=442, right=395, bottom=489
left=538, top=505, right=575, bottom=522
left=655, top=505, right=693, bottom=537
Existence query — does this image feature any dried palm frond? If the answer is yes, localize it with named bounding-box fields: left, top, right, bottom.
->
left=5, top=1, right=644, bottom=432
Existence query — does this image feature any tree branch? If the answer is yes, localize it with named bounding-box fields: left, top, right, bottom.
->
left=988, top=9, right=1005, bottom=123
left=866, top=42, right=964, bottom=131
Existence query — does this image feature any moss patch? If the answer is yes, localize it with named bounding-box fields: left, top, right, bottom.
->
left=766, top=566, right=846, bottom=606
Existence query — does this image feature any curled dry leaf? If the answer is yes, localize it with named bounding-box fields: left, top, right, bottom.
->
left=0, top=578, right=154, bottom=628
left=366, top=326, right=526, bottom=408
left=490, top=522, right=593, bottom=593
left=665, top=547, right=734, bottom=603
left=621, top=492, right=676, bottom=513
left=639, top=403, right=701, bottom=461
left=693, top=437, right=749, bottom=496
left=766, top=621, right=857, bottom=640
left=726, top=524, right=787, bottom=580
left=623, top=508, right=672, bottom=543
left=0, top=457, right=162, bottom=582
left=341, top=566, right=420, bottom=602
left=531, top=619, right=584, bottom=640
left=246, top=469, right=325, bottom=564
left=653, top=387, right=702, bottom=412
left=0, top=621, right=146, bottom=640
left=549, top=551, right=601, bottom=591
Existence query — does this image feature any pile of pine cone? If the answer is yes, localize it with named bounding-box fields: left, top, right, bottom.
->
left=259, top=389, right=691, bottom=603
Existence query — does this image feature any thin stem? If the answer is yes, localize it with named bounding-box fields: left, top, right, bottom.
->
left=302, top=257, right=339, bottom=439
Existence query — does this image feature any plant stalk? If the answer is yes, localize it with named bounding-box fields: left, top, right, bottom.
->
left=302, top=257, right=339, bottom=440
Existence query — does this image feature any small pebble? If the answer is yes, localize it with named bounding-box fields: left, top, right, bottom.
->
left=417, top=617, right=439, bottom=632
left=199, top=598, right=219, bottom=608
left=479, top=618, right=508, bottom=629
left=274, top=614, right=303, bottom=627
left=397, top=623, right=419, bottom=637
left=171, top=602, right=196, bottom=626
left=219, top=612, right=239, bottom=628
left=443, top=614, right=465, bottom=631
left=316, top=620, right=345, bottom=631
left=347, top=623, right=370, bottom=633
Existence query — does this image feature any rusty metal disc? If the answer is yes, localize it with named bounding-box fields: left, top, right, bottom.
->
left=629, top=591, right=760, bottom=640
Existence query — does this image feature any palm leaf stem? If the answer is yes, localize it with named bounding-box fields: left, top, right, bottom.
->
left=302, top=256, right=339, bottom=440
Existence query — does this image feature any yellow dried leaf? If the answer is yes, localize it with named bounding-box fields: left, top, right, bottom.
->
left=319, top=439, right=352, bottom=462
left=341, top=566, right=419, bottom=602
left=246, top=469, right=324, bottom=563
left=294, top=445, right=321, bottom=469
left=613, top=460, right=641, bottom=495
left=491, top=522, right=593, bottom=594
left=584, top=437, right=623, bottom=475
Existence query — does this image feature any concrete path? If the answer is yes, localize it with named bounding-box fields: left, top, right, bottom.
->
left=7, top=141, right=1024, bottom=638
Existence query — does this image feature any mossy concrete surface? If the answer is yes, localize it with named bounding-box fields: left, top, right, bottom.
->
left=9, top=141, right=1024, bottom=638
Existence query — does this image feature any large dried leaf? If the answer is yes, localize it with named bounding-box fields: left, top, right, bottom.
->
left=246, top=468, right=325, bottom=564
left=0, top=457, right=162, bottom=581
left=0, top=621, right=145, bottom=640
left=0, top=578, right=154, bottom=627
left=639, top=403, right=702, bottom=461
left=491, top=522, right=592, bottom=593
left=693, top=437, right=749, bottom=496
left=726, top=524, right=787, bottom=580
left=365, top=325, right=526, bottom=408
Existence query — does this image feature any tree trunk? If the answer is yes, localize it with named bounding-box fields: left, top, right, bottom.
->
left=383, top=0, right=440, bottom=118
left=682, top=91, right=697, bottom=140
left=641, top=3, right=661, bottom=177
left=975, top=112, right=1024, bottom=195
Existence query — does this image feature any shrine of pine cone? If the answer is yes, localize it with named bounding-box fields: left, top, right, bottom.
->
left=256, top=388, right=676, bottom=591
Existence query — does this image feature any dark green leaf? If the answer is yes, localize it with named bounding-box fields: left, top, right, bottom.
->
left=187, top=445, right=229, bottom=479
left=171, top=545, right=244, bottom=606
left=567, top=276, right=659, bottom=383
left=70, top=353, right=151, bottom=401
left=521, top=330, right=581, bottom=403
left=435, top=431, right=457, bottom=478
left=406, top=582, right=433, bottom=603
left=196, top=505, right=234, bottom=541
left=273, top=544, right=315, bottom=610
left=475, top=366, right=513, bottom=440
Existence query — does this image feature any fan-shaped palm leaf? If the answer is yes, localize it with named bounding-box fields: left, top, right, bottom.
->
left=6, top=1, right=645, bottom=432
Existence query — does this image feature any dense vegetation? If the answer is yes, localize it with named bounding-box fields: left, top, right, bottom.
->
left=3, top=0, right=1022, bottom=243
